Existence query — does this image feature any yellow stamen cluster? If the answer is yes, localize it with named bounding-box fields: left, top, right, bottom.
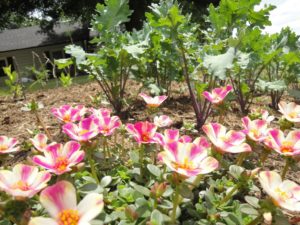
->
left=63, top=114, right=71, bottom=122
left=173, top=157, right=195, bottom=170
left=58, top=209, right=79, bottom=225
left=288, top=112, right=298, bottom=119
left=275, top=187, right=291, bottom=201
left=141, top=134, right=151, bottom=142
left=14, top=180, right=30, bottom=191
left=0, top=144, right=8, bottom=151
left=281, top=141, right=293, bottom=153
left=55, top=157, right=69, bottom=172
left=79, top=129, right=89, bottom=136
left=249, top=129, right=260, bottom=139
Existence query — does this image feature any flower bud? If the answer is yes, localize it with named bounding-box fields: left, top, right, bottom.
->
left=150, top=182, right=167, bottom=199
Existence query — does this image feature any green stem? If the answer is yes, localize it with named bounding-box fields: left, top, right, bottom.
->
left=260, top=149, right=270, bottom=167
left=236, top=152, right=247, bottom=166
left=281, top=157, right=290, bottom=180
left=34, top=111, right=52, bottom=141
left=218, top=184, right=240, bottom=206
left=246, top=215, right=262, bottom=225
left=171, top=184, right=180, bottom=224
left=153, top=198, right=158, bottom=209
left=139, top=144, right=145, bottom=177
left=87, top=149, right=99, bottom=183
left=104, top=137, right=111, bottom=158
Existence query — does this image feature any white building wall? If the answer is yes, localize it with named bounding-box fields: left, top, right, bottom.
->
left=0, top=42, right=82, bottom=77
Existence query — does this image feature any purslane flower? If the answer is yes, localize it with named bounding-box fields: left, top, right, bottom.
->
left=30, top=133, right=54, bottom=152
left=158, top=129, right=192, bottom=146
left=90, top=107, right=112, bottom=119
left=202, top=123, right=251, bottom=154
left=263, top=129, right=300, bottom=156
left=32, top=141, right=84, bottom=175
left=278, top=101, right=300, bottom=123
left=29, top=180, right=104, bottom=225
left=259, top=171, right=300, bottom=212
left=158, top=141, right=218, bottom=177
left=0, top=164, right=51, bottom=198
left=63, top=117, right=99, bottom=142
left=51, top=105, right=86, bottom=123
left=126, top=121, right=163, bottom=144
left=202, top=85, right=233, bottom=104
left=139, top=93, right=167, bottom=108
left=242, top=117, right=268, bottom=142
left=94, top=115, right=121, bottom=136
left=0, top=136, right=20, bottom=154
left=154, top=115, right=173, bottom=128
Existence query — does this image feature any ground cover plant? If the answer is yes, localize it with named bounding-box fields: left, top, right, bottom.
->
left=1, top=0, right=300, bottom=225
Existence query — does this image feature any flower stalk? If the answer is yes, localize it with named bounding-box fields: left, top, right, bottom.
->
left=171, top=184, right=180, bottom=224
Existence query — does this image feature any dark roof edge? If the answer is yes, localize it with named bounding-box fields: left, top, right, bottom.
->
left=0, top=40, right=84, bottom=54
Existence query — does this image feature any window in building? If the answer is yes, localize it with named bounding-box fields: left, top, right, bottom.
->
left=0, top=58, right=7, bottom=77
left=51, top=50, right=64, bottom=60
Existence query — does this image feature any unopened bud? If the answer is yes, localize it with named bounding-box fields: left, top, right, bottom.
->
left=150, top=182, right=167, bottom=199
left=125, top=206, right=138, bottom=221
left=263, top=212, right=272, bottom=225
left=279, top=118, right=294, bottom=131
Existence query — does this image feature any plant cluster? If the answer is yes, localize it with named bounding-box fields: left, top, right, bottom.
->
left=1, top=91, right=300, bottom=224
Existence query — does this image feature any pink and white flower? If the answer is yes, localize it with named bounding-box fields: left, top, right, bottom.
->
left=126, top=121, right=163, bottom=144
left=261, top=110, right=275, bottom=124
left=158, top=141, right=218, bottom=177
left=154, top=115, right=173, bottom=128
left=139, top=93, right=167, bottom=108
left=63, top=117, right=99, bottom=142
left=202, top=123, right=252, bottom=154
left=263, top=129, right=300, bottom=156
left=29, top=180, right=104, bottom=225
left=95, top=116, right=121, bottom=136
left=90, top=107, right=112, bottom=119
left=259, top=171, right=300, bottom=212
left=242, top=117, right=268, bottom=142
left=32, top=141, right=84, bottom=175
left=278, top=102, right=300, bottom=123
left=0, top=164, right=51, bottom=198
left=203, top=85, right=233, bottom=104
left=159, top=129, right=192, bottom=146
left=51, top=105, right=86, bottom=123
left=30, top=133, right=54, bottom=152
left=0, top=136, right=20, bottom=154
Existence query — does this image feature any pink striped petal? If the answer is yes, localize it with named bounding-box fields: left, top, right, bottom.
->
left=40, top=181, right=77, bottom=218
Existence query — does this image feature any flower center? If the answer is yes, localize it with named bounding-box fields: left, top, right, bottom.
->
left=275, top=187, right=292, bottom=201
left=55, top=157, right=69, bottom=172
left=14, top=181, right=30, bottom=191
left=79, top=129, right=89, bottom=136
left=281, top=141, right=293, bottom=153
left=249, top=129, right=260, bottom=139
left=173, top=157, right=195, bottom=170
left=288, top=112, right=298, bottom=119
left=147, top=103, right=159, bottom=108
left=58, top=209, right=80, bottom=225
left=0, top=144, right=8, bottom=151
left=63, top=114, right=71, bottom=122
left=141, top=134, right=151, bottom=142
left=102, top=127, right=110, bottom=134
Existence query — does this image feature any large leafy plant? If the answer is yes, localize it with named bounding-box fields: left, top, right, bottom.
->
left=257, top=28, right=300, bottom=109
left=203, top=0, right=275, bottom=114
left=64, top=0, right=146, bottom=114
left=134, top=1, right=186, bottom=95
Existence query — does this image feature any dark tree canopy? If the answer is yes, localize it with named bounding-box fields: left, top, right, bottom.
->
left=0, top=0, right=220, bottom=31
